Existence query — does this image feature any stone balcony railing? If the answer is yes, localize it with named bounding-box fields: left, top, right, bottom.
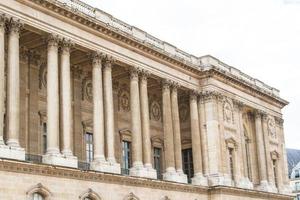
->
left=54, top=0, right=281, bottom=98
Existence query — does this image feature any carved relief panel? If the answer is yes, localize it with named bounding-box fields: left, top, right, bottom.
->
left=117, top=83, right=130, bottom=112
left=82, top=75, right=92, bottom=103
left=149, top=94, right=162, bottom=122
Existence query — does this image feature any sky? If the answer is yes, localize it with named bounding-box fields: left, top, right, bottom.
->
left=85, top=0, right=300, bottom=149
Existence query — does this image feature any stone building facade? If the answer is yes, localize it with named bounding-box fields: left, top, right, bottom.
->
left=0, top=0, right=293, bottom=199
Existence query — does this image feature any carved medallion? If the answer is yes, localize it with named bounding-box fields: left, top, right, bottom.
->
left=150, top=101, right=161, bottom=121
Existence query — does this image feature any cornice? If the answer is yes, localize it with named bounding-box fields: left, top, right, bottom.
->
left=0, top=159, right=207, bottom=194
left=201, top=68, right=289, bottom=108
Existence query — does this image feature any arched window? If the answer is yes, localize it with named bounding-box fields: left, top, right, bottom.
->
left=32, top=193, right=44, bottom=200
left=79, top=189, right=102, bottom=200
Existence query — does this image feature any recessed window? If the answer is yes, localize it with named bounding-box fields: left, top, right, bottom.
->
left=32, top=193, right=44, bottom=200
left=273, top=159, right=278, bottom=188
left=122, top=141, right=131, bottom=175
left=182, top=148, right=194, bottom=183
left=42, top=122, right=47, bottom=154
left=153, top=147, right=162, bottom=179
left=295, top=169, right=300, bottom=178
left=85, top=132, right=93, bottom=163
left=229, top=148, right=235, bottom=181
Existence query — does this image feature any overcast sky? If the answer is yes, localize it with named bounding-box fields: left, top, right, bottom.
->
left=85, top=0, right=300, bottom=149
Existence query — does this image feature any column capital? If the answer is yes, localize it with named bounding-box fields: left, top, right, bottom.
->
left=46, top=34, right=61, bottom=48
left=90, top=51, right=104, bottom=66
left=60, top=38, right=74, bottom=53
left=102, top=54, right=115, bottom=69
left=171, top=81, right=180, bottom=92
left=0, top=13, right=8, bottom=29
left=129, top=66, right=141, bottom=80
left=233, top=99, right=244, bottom=111
left=140, top=69, right=150, bottom=81
left=162, top=79, right=172, bottom=91
left=253, top=109, right=266, bottom=119
left=189, top=90, right=198, bottom=101
left=199, top=90, right=222, bottom=102
left=274, top=116, right=284, bottom=127
left=7, top=18, right=23, bottom=34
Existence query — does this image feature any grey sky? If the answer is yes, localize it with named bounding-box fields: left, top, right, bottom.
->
left=85, top=0, right=300, bottom=149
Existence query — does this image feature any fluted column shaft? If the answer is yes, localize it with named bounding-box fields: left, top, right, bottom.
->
left=190, top=92, right=203, bottom=175
left=254, top=111, right=268, bottom=182
left=140, top=71, right=152, bottom=167
left=198, top=98, right=209, bottom=175
left=130, top=68, right=143, bottom=167
left=46, top=35, right=60, bottom=155
left=0, top=15, right=5, bottom=144
left=7, top=19, right=22, bottom=147
left=171, top=85, right=183, bottom=172
left=103, top=57, right=116, bottom=163
left=60, top=39, right=73, bottom=156
left=92, top=53, right=105, bottom=162
left=162, top=81, right=175, bottom=171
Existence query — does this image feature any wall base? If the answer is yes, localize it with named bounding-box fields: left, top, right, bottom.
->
left=42, top=153, right=78, bottom=168
left=0, top=144, right=25, bottom=161
left=163, top=168, right=188, bottom=183
left=90, top=159, right=121, bottom=174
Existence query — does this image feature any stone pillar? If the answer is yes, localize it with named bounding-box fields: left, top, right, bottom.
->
left=129, top=67, right=143, bottom=169
left=198, top=96, right=209, bottom=176
left=254, top=110, right=273, bottom=192
left=102, top=55, right=120, bottom=174
left=42, top=35, right=75, bottom=167
left=0, top=18, right=25, bottom=160
left=190, top=91, right=207, bottom=185
left=60, top=38, right=77, bottom=167
left=262, top=114, right=277, bottom=192
left=90, top=52, right=105, bottom=166
left=201, top=91, right=223, bottom=186
left=162, top=80, right=184, bottom=183
left=171, top=83, right=187, bottom=183
left=0, top=14, right=5, bottom=145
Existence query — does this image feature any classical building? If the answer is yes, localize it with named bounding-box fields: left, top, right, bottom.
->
left=287, top=149, right=300, bottom=199
left=0, top=0, right=294, bottom=199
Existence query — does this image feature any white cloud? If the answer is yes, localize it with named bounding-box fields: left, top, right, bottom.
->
left=86, top=0, right=300, bottom=148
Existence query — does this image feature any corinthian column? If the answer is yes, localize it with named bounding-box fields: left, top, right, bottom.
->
left=254, top=110, right=272, bottom=191
left=102, top=55, right=120, bottom=174
left=140, top=70, right=152, bottom=168
left=170, top=83, right=187, bottom=183
left=6, top=19, right=23, bottom=148
left=45, top=34, right=60, bottom=156
left=60, top=38, right=74, bottom=157
left=0, top=14, right=6, bottom=145
left=130, top=67, right=143, bottom=168
left=189, top=91, right=207, bottom=185
left=91, top=52, right=106, bottom=167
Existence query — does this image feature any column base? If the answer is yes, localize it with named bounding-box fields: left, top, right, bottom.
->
left=90, top=159, right=121, bottom=174
left=0, top=144, right=25, bottom=160
left=163, top=167, right=188, bottom=183
left=129, top=162, right=157, bottom=179
left=236, top=177, right=253, bottom=189
left=280, top=184, right=292, bottom=194
left=192, top=173, right=208, bottom=186
left=256, top=180, right=278, bottom=193
left=207, top=173, right=233, bottom=186
left=42, top=153, right=78, bottom=168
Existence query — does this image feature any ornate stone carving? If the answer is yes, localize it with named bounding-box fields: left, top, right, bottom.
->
left=267, top=117, right=277, bottom=139
left=124, top=192, right=139, bottom=200
left=199, top=90, right=223, bottom=102
left=39, top=62, right=47, bottom=89
left=60, top=37, right=74, bottom=52
left=79, top=188, right=102, bottom=200
left=82, top=75, right=93, bottom=102
left=179, top=103, right=189, bottom=122
left=161, top=79, right=172, bottom=91
left=71, top=65, right=82, bottom=80
left=189, top=90, right=198, bottom=101
left=90, top=51, right=103, bottom=66
left=140, top=69, right=150, bottom=81
left=129, top=66, right=140, bottom=80
left=45, top=33, right=61, bottom=48
left=149, top=95, right=161, bottom=121
left=26, top=183, right=52, bottom=198
left=0, top=13, right=7, bottom=29
left=118, top=83, right=130, bottom=112
left=102, top=54, right=115, bottom=69
left=270, top=150, right=280, bottom=160
left=161, top=196, right=171, bottom=200
left=223, top=100, right=234, bottom=124
left=7, top=18, right=23, bottom=34
left=275, top=116, right=284, bottom=127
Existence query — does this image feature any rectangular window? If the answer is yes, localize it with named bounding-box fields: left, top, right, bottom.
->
left=122, top=141, right=131, bottom=175
left=295, top=182, right=300, bottom=191
left=85, top=132, right=93, bottom=163
left=153, top=147, right=162, bottom=179
left=296, top=169, right=300, bottom=178
left=273, top=159, right=278, bottom=188
left=182, top=148, right=194, bottom=183
left=42, top=122, right=47, bottom=154
left=229, top=148, right=235, bottom=181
